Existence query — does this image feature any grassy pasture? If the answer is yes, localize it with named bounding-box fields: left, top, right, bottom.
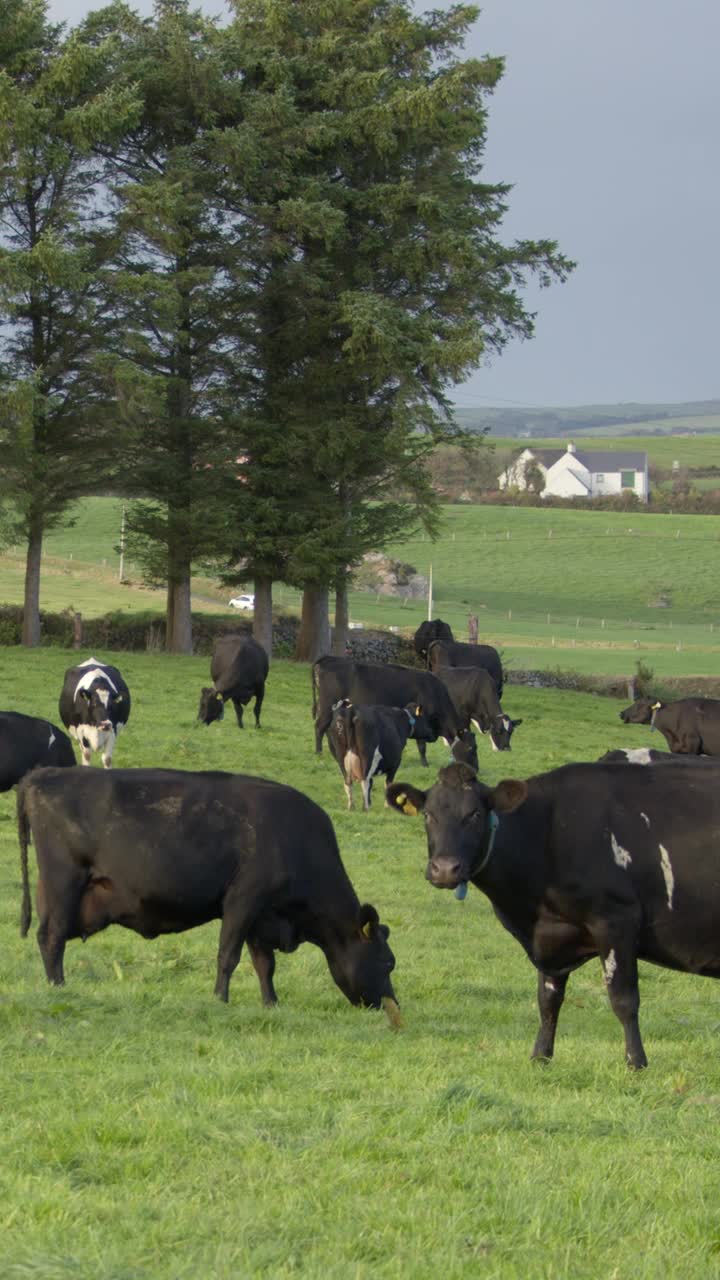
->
left=2, top=647, right=720, bottom=1278
left=3, top=496, right=720, bottom=679
left=517, top=433, right=720, bottom=467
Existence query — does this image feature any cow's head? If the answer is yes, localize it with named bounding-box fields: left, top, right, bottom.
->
left=413, top=618, right=454, bottom=659
left=327, top=904, right=400, bottom=1026
left=619, top=698, right=660, bottom=725
left=198, top=687, right=225, bottom=724
left=386, top=762, right=527, bottom=889
left=488, top=715, right=523, bottom=751
left=76, top=682, right=125, bottom=731
left=450, top=729, right=479, bottom=772
left=404, top=704, right=435, bottom=743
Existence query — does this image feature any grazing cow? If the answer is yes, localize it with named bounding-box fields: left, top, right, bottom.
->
left=198, top=634, right=269, bottom=729
left=413, top=618, right=454, bottom=662
left=59, top=658, right=130, bottom=768
left=328, top=700, right=437, bottom=810
left=387, top=758, right=720, bottom=1068
left=18, top=767, right=401, bottom=1025
left=620, top=696, right=720, bottom=755
left=435, top=667, right=522, bottom=752
left=312, top=656, right=464, bottom=766
left=427, top=639, right=503, bottom=697
left=598, top=748, right=713, bottom=765
left=0, top=712, right=75, bottom=789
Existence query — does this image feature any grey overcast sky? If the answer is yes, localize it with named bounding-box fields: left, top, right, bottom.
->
left=48, top=0, right=720, bottom=408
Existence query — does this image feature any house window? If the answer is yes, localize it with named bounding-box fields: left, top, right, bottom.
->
left=621, top=470, right=635, bottom=489
left=595, top=473, right=604, bottom=482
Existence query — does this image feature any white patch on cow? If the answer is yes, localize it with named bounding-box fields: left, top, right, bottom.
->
left=96, top=687, right=110, bottom=709
left=659, top=844, right=675, bottom=911
left=343, top=750, right=363, bottom=782
left=101, top=729, right=117, bottom=769
left=624, top=747, right=653, bottom=765
left=343, top=781, right=354, bottom=810
left=603, top=949, right=617, bottom=985
left=490, top=735, right=500, bottom=752
left=544, top=980, right=556, bottom=992
left=74, top=665, right=118, bottom=697
left=48, top=730, right=55, bottom=747
left=69, top=725, right=79, bottom=742
left=441, top=736, right=452, bottom=747
left=640, top=812, right=650, bottom=827
left=611, top=832, right=632, bottom=869
left=503, top=717, right=511, bottom=732
left=78, top=725, right=113, bottom=756
left=471, top=718, right=485, bottom=735
left=367, top=745, right=382, bottom=780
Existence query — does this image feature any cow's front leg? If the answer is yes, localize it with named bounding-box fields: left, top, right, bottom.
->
left=531, top=970, right=569, bottom=1061
left=101, top=730, right=116, bottom=769
left=231, top=697, right=245, bottom=729
left=80, top=734, right=92, bottom=766
left=415, top=739, right=429, bottom=768
left=253, top=686, right=264, bottom=729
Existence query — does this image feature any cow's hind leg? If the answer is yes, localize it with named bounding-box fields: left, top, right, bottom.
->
left=314, top=706, right=332, bottom=755
left=247, top=941, right=278, bottom=1006
left=415, top=740, right=429, bottom=768
left=214, top=891, right=261, bottom=1002
left=253, top=685, right=264, bottom=729
left=36, top=872, right=86, bottom=986
left=531, top=970, right=569, bottom=1061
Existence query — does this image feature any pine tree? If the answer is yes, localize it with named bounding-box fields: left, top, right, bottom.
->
left=0, top=0, right=140, bottom=644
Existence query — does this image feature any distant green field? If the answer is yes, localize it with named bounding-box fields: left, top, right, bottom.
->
left=511, top=434, right=720, bottom=469
left=3, top=496, right=720, bottom=679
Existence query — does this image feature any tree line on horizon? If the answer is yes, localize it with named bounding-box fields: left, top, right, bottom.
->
left=0, top=0, right=571, bottom=656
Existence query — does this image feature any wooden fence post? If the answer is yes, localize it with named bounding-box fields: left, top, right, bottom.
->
left=468, top=614, right=478, bottom=644
left=73, top=612, right=83, bottom=649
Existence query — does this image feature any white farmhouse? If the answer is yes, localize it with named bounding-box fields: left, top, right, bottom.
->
left=498, top=442, right=649, bottom=502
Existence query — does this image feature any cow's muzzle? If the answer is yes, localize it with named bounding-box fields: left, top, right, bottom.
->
left=427, top=856, right=465, bottom=889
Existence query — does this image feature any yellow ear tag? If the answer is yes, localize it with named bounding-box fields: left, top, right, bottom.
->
left=362, top=920, right=372, bottom=938
left=415, top=705, right=421, bottom=716
left=402, top=799, right=418, bottom=816
left=651, top=701, right=661, bottom=709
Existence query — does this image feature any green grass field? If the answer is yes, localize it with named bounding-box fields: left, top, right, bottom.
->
left=3, top=495, right=719, bottom=681
left=2, top=647, right=720, bottom=1278
left=512, top=433, right=720, bottom=468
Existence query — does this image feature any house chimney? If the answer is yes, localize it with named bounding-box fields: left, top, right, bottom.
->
left=567, top=440, right=576, bottom=453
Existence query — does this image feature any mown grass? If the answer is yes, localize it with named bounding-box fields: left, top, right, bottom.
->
left=2, top=647, right=720, bottom=1278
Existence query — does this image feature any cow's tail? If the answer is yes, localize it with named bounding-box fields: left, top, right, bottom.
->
left=17, top=781, right=32, bottom=937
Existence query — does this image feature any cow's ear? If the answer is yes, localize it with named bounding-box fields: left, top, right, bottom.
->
left=386, top=782, right=427, bottom=817
left=114, top=693, right=124, bottom=703
left=358, top=903, right=380, bottom=938
left=511, top=718, right=523, bottom=728
left=491, top=779, right=527, bottom=813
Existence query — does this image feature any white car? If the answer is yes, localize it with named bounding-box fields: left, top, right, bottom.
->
left=228, top=593, right=254, bottom=611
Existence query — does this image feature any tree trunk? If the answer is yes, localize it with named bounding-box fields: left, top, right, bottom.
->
left=296, top=584, right=331, bottom=662
left=166, top=573, right=193, bottom=654
left=22, top=519, right=43, bottom=647
left=332, top=569, right=349, bottom=655
left=253, top=574, right=273, bottom=658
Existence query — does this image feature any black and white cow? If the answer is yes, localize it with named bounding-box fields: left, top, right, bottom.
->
left=198, top=634, right=269, bottom=729
left=328, top=700, right=437, bottom=810
left=427, top=638, right=504, bottom=697
left=312, top=656, right=464, bottom=767
left=59, top=658, right=130, bottom=768
left=435, top=667, right=522, bottom=752
left=0, top=711, right=75, bottom=789
left=387, top=758, right=720, bottom=1068
left=18, top=766, right=401, bottom=1026
left=598, top=747, right=712, bottom=765
left=619, top=696, right=720, bottom=755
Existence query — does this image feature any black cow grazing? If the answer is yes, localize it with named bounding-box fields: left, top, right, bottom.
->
left=328, top=700, right=437, bottom=810
left=427, top=639, right=504, bottom=697
left=387, top=758, right=720, bottom=1068
left=620, top=696, right=720, bottom=756
left=413, top=618, right=454, bottom=662
left=18, top=767, right=401, bottom=1026
left=435, top=667, right=522, bottom=752
left=312, top=655, right=463, bottom=767
left=59, top=658, right=131, bottom=768
left=198, top=634, right=269, bottom=729
left=0, top=712, right=75, bottom=790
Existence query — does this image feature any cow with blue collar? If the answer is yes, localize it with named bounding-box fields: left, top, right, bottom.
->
left=327, top=700, right=436, bottom=811
left=59, top=658, right=131, bottom=768
left=387, top=758, right=720, bottom=1068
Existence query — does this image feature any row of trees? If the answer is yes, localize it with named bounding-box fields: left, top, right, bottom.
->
left=0, top=0, right=572, bottom=655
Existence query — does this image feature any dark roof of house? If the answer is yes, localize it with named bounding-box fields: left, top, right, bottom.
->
left=510, top=447, right=647, bottom=472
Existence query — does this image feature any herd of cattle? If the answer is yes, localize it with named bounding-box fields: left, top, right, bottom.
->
left=8, top=625, right=720, bottom=1067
